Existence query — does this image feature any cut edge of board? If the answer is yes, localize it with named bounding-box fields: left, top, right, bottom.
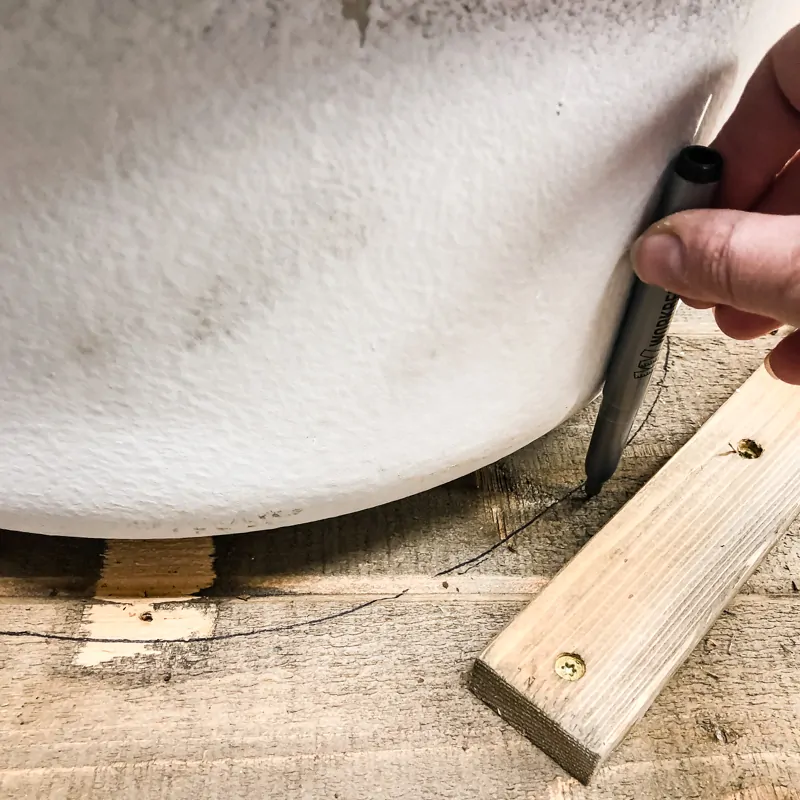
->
left=470, top=658, right=599, bottom=785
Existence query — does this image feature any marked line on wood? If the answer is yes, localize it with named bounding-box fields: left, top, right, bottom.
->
left=75, top=538, right=216, bottom=665
left=470, top=367, right=800, bottom=784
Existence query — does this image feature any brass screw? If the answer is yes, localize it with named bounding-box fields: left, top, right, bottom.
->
left=554, top=653, right=586, bottom=681
left=735, top=438, right=763, bottom=459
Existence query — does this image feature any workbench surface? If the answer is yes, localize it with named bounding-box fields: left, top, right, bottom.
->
left=2, top=307, right=799, bottom=800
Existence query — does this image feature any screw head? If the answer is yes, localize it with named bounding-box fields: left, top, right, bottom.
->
left=735, top=438, right=763, bottom=459
left=554, top=653, right=586, bottom=681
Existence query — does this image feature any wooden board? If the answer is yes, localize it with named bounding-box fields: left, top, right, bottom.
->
left=2, top=309, right=800, bottom=798
left=2, top=594, right=800, bottom=800
left=471, top=366, right=800, bottom=783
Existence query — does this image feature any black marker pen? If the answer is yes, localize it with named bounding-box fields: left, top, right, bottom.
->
left=585, top=145, right=724, bottom=497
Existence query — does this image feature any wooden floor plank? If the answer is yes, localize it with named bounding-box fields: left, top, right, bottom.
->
left=1, top=594, right=799, bottom=799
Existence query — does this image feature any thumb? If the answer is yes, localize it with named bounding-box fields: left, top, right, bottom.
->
left=631, top=209, right=800, bottom=327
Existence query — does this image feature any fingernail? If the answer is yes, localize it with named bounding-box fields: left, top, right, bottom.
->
left=764, top=351, right=778, bottom=380
left=631, top=223, right=686, bottom=287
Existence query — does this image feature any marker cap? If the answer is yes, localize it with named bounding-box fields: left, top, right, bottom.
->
left=674, top=145, right=724, bottom=185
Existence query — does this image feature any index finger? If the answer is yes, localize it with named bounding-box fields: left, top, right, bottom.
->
left=712, top=25, right=800, bottom=210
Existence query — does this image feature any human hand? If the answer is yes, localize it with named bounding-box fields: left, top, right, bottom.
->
left=632, top=25, right=800, bottom=383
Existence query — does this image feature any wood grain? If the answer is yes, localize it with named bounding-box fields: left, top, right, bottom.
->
left=472, top=367, right=800, bottom=783
left=96, top=538, right=216, bottom=598
left=2, top=594, right=800, bottom=799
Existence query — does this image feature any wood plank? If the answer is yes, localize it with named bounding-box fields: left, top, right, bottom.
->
left=471, top=367, right=800, bottom=784
left=1, top=593, right=799, bottom=799
left=96, top=538, right=216, bottom=598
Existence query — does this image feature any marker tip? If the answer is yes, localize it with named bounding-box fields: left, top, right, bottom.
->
left=584, top=478, right=603, bottom=498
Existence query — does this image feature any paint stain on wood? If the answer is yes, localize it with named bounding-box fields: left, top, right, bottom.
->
left=74, top=538, right=217, bottom=666
left=73, top=600, right=217, bottom=667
